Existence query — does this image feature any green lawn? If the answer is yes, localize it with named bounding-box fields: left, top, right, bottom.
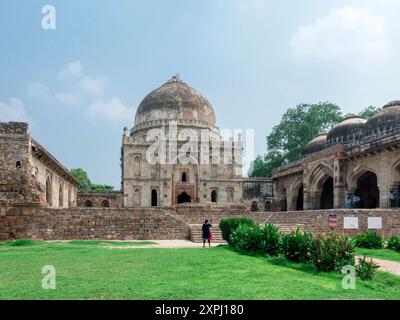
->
left=355, top=248, right=400, bottom=263
left=0, top=241, right=399, bottom=300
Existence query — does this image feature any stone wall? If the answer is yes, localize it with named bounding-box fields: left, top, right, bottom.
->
left=264, top=209, right=400, bottom=238
left=0, top=207, right=189, bottom=240
left=0, top=122, right=40, bottom=207
left=77, top=191, right=124, bottom=208
left=1, top=205, right=399, bottom=240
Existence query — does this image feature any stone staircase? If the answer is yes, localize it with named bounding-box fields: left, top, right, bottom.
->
left=189, top=224, right=226, bottom=243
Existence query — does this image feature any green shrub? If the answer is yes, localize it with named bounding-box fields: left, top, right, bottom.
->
left=356, top=256, right=379, bottom=280
left=280, top=228, right=313, bottom=263
left=2, top=239, right=37, bottom=246
left=230, top=224, right=264, bottom=252
left=354, top=232, right=383, bottom=249
left=387, top=236, right=400, bottom=252
left=219, top=218, right=254, bottom=243
left=261, top=224, right=282, bottom=256
left=311, top=232, right=355, bottom=272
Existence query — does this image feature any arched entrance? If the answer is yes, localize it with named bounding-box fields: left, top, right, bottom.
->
left=181, top=172, right=187, bottom=182
left=101, top=200, right=110, bottom=208
left=68, top=187, right=72, bottom=207
left=46, top=177, right=52, bottom=206
left=320, top=177, right=334, bottom=209
left=177, top=191, right=191, bottom=204
left=151, top=189, right=158, bottom=207
left=84, top=200, right=93, bottom=207
left=59, top=184, right=64, bottom=207
left=356, top=171, right=379, bottom=208
left=280, top=188, right=287, bottom=211
left=251, top=201, right=259, bottom=212
left=211, top=190, right=217, bottom=203
left=296, top=185, right=304, bottom=211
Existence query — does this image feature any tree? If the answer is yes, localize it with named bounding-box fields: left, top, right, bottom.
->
left=70, top=168, right=114, bottom=192
left=249, top=102, right=343, bottom=178
left=70, top=168, right=91, bottom=191
left=358, top=106, right=381, bottom=120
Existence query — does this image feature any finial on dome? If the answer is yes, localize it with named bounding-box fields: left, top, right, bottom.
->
left=166, top=73, right=184, bottom=84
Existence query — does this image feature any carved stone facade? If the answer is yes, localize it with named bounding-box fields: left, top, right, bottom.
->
left=273, top=101, right=400, bottom=211
left=0, top=122, right=79, bottom=209
left=122, top=76, right=244, bottom=208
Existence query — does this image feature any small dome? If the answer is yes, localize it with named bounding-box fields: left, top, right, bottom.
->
left=327, top=114, right=366, bottom=145
left=365, top=101, right=400, bottom=135
left=303, top=133, right=327, bottom=155
left=134, top=76, right=216, bottom=127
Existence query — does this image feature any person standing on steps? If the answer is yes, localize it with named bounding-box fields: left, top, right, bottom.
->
left=202, top=219, right=212, bottom=247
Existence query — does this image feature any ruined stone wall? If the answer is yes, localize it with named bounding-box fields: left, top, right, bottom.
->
left=0, top=122, right=40, bottom=207
left=1, top=204, right=399, bottom=240
left=0, top=207, right=189, bottom=240
left=77, top=191, right=124, bottom=208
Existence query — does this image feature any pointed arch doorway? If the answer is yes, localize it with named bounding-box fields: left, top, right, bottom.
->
left=177, top=191, right=191, bottom=204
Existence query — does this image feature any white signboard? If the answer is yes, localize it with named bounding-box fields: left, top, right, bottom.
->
left=344, top=217, right=359, bottom=229
left=368, top=217, right=382, bottom=229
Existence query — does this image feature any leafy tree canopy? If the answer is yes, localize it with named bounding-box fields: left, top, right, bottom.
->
left=358, top=106, right=381, bottom=120
left=250, top=103, right=382, bottom=178
left=249, top=102, right=342, bottom=177
left=70, top=168, right=114, bottom=192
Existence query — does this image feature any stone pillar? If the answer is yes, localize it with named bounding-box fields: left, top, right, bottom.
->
left=334, top=158, right=346, bottom=209
left=286, top=191, right=296, bottom=211
left=303, top=186, right=311, bottom=210
left=379, top=154, right=390, bottom=208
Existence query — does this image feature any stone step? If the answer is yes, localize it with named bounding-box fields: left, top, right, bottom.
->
left=189, top=224, right=226, bottom=243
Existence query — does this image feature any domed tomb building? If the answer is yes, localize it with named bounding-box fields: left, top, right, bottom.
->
left=121, top=76, right=244, bottom=207
left=273, top=101, right=400, bottom=211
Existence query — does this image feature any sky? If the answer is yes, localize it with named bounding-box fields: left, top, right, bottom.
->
left=1, top=0, right=400, bottom=188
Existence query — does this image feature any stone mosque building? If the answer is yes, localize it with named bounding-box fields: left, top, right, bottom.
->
left=121, top=75, right=244, bottom=208
left=273, top=100, right=400, bottom=211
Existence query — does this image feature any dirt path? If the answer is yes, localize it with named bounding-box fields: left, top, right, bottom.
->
left=108, top=240, right=224, bottom=249
left=356, top=256, right=400, bottom=277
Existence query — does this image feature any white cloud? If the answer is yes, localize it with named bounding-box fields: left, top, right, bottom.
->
left=86, top=97, right=133, bottom=123
left=54, top=93, right=82, bottom=106
left=58, top=61, right=83, bottom=79
left=290, top=5, right=391, bottom=68
left=0, top=98, right=29, bottom=122
left=79, top=75, right=110, bottom=96
left=27, top=82, right=51, bottom=100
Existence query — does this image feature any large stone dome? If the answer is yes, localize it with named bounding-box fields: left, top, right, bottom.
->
left=134, top=76, right=216, bottom=127
left=365, top=101, right=400, bottom=135
left=303, top=133, right=327, bottom=155
left=327, top=114, right=366, bottom=145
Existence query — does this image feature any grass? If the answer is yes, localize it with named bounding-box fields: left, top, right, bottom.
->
left=0, top=240, right=156, bottom=248
left=65, top=240, right=157, bottom=247
left=0, top=242, right=399, bottom=299
left=355, top=248, right=400, bottom=263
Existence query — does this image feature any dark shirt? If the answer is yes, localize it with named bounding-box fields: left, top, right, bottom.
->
left=202, top=223, right=212, bottom=237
